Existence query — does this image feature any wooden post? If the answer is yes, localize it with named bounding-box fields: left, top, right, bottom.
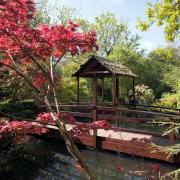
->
left=112, top=75, right=119, bottom=127
left=101, top=78, right=104, bottom=103
left=93, top=77, right=97, bottom=148
left=116, top=77, right=119, bottom=106
left=132, top=77, right=135, bottom=106
left=115, top=77, right=120, bottom=127
left=112, top=75, right=116, bottom=107
left=77, top=76, right=80, bottom=105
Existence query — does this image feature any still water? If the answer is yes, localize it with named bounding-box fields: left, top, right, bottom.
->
left=0, top=137, right=179, bottom=180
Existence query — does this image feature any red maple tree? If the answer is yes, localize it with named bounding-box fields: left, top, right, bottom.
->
left=0, top=0, right=98, bottom=179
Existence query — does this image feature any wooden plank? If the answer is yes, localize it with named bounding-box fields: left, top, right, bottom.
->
left=108, top=127, right=166, bottom=139
left=59, top=111, right=92, bottom=118
left=100, top=139, right=174, bottom=163
left=124, top=103, right=180, bottom=112
left=59, top=104, right=93, bottom=108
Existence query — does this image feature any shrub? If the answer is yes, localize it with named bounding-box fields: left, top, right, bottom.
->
left=129, top=84, right=155, bottom=104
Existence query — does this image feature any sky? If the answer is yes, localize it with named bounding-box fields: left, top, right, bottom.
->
left=49, top=0, right=175, bottom=52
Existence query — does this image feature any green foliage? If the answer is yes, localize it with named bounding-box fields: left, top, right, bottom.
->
left=0, top=99, right=38, bottom=119
left=34, top=0, right=81, bottom=25
left=155, top=93, right=179, bottom=108
left=0, top=67, right=33, bottom=101
left=144, top=47, right=179, bottom=98
left=164, top=67, right=180, bottom=92
left=31, top=0, right=50, bottom=26
left=56, top=5, right=80, bottom=25
left=109, top=45, right=180, bottom=101
left=148, top=47, right=174, bottom=62
left=161, top=168, right=180, bottom=180
left=0, top=85, right=11, bottom=100
left=137, top=0, right=180, bottom=41
left=109, top=44, right=149, bottom=101
left=160, top=68, right=180, bottom=108
left=159, top=143, right=180, bottom=179
left=56, top=56, right=91, bottom=103
left=92, top=13, right=128, bottom=56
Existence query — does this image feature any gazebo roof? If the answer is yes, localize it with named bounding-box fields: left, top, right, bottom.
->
left=72, top=55, right=137, bottom=78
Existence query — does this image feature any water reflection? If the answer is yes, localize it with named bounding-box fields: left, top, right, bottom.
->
left=0, top=137, right=178, bottom=180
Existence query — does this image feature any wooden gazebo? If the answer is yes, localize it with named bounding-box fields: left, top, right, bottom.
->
left=72, top=55, right=137, bottom=122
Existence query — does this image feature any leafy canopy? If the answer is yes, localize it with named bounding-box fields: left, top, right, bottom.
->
left=137, top=0, right=180, bottom=41
left=93, top=13, right=128, bottom=56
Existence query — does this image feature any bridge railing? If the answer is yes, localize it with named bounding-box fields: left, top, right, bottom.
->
left=48, top=101, right=180, bottom=114
left=52, top=102, right=180, bottom=145
left=39, top=102, right=180, bottom=145
left=98, top=106, right=179, bottom=143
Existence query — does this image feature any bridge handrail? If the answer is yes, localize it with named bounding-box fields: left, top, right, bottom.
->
left=56, top=102, right=180, bottom=111
left=39, top=101, right=180, bottom=114
left=97, top=106, right=180, bottom=119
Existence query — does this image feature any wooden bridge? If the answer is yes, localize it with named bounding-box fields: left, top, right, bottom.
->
left=42, top=55, right=180, bottom=164
left=44, top=102, right=180, bottom=164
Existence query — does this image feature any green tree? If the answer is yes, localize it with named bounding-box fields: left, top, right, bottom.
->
left=109, top=44, right=180, bottom=101
left=56, top=5, right=80, bottom=25
left=147, top=47, right=180, bottom=98
left=107, top=44, right=144, bottom=102
left=33, top=1, right=81, bottom=26
left=92, top=13, right=128, bottom=56
left=137, top=0, right=180, bottom=41
left=160, top=67, right=180, bottom=108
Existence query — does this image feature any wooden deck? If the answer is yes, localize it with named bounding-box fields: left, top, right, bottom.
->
left=45, top=122, right=180, bottom=164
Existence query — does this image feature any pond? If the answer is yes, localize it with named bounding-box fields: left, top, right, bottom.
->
left=0, top=136, right=179, bottom=180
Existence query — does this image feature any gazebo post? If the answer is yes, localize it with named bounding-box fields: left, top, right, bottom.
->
left=132, top=77, right=135, bottom=106
left=112, top=74, right=116, bottom=107
left=115, top=77, right=120, bottom=127
left=116, top=77, right=119, bottom=106
left=77, top=76, right=80, bottom=105
left=101, top=78, right=104, bottom=103
left=93, top=76, right=97, bottom=148
left=112, top=74, right=120, bottom=126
